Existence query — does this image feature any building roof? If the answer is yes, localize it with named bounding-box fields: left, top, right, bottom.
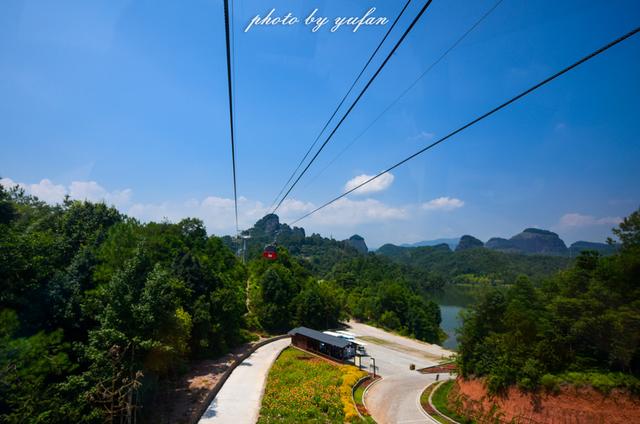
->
left=288, top=326, right=352, bottom=349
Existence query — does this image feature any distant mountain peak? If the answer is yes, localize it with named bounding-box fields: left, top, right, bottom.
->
left=487, top=228, right=567, bottom=255
left=400, top=238, right=459, bottom=250
left=251, top=213, right=281, bottom=236
left=522, top=228, right=559, bottom=236
left=456, top=235, right=484, bottom=251
left=346, top=234, right=368, bottom=254
left=569, top=241, right=619, bottom=256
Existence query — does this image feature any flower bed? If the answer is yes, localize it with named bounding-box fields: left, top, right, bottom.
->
left=258, top=347, right=366, bottom=423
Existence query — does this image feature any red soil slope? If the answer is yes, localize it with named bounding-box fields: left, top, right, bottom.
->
left=450, top=378, right=640, bottom=424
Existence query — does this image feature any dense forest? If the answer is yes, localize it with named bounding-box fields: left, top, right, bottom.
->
left=0, top=185, right=249, bottom=422
left=0, top=185, right=442, bottom=423
left=456, top=209, right=640, bottom=393
left=235, top=215, right=445, bottom=343
left=377, top=242, right=571, bottom=284
left=230, top=214, right=447, bottom=340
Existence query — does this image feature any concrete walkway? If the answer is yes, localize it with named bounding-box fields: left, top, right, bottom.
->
left=199, top=338, right=291, bottom=424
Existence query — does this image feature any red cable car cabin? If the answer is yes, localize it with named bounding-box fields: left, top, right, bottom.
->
left=262, top=245, right=278, bottom=260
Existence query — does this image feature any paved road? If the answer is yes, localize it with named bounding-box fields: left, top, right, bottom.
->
left=346, top=322, right=454, bottom=424
left=199, top=338, right=291, bottom=424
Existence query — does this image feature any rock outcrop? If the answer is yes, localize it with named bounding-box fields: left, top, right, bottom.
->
left=456, top=235, right=484, bottom=251
left=486, top=229, right=567, bottom=255
left=510, top=228, right=567, bottom=255
left=252, top=213, right=281, bottom=236
left=485, top=237, right=515, bottom=252
left=346, top=234, right=368, bottom=254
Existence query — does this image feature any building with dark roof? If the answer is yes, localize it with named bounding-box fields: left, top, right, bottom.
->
left=288, top=327, right=355, bottom=360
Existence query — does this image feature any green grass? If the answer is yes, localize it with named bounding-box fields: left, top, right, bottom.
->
left=540, top=371, right=640, bottom=394
left=353, top=384, right=366, bottom=406
left=353, top=381, right=376, bottom=423
left=258, top=347, right=366, bottom=423
left=419, top=384, right=449, bottom=424
left=431, top=380, right=474, bottom=424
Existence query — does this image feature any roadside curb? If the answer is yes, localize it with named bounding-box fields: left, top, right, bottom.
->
left=352, top=375, right=367, bottom=420
left=361, top=375, right=382, bottom=417
left=253, top=339, right=291, bottom=423
left=352, top=375, right=371, bottom=420
left=425, top=379, right=461, bottom=424
left=191, top=334, right=291, bottom=424
left=416, top=384, right=440, bottom=424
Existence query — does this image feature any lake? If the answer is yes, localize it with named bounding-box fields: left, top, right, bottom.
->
left=440, top=305, right=464, bottom=350
left=431, top=285, right=478, bottom=351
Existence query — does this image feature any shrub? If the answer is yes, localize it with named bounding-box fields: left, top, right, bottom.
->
left=540, top=374, right=560, bottom=393
left=517, top=359, right=543, bottom=391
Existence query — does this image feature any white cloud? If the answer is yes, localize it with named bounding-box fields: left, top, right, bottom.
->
left=278, top=198, right=315, bottom=216
left=558, top=213, right=621, bottom=228
left=290, top=197, right=408, bottom=227
left=422, top=197, right=465, bottom=211
left=130, top=195, right=407, bottom=234
left=1, top=176, right=408, bottom=236
left=0, top=177, right=132, bottom=207
left=344, top=172, right=394, bottom=195
left=129, top=196, right=269, bottom=233
left=409, top=131, right=435, bottom=141
left=1, top=177, right=68, bottom=203
left=28, top=179, right=68, bottom=203
left=69, top=181, right=132, bottom=207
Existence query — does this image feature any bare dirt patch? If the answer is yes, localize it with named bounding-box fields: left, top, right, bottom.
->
left=146, top=341, right=263, bottom=424
left=452, top=377, right=640, bottom=424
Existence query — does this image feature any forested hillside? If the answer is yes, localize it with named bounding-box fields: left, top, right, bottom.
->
left=241, top=224, right=444, bottom=343
left=456, top=209, right=640, bottom=393
left=0, top=185, right=248, bottom=422
left=0, top=186, right=443, bottom=423
left=377, top=242, right=571, bottom=284
left=223, top=214, right=364, bottom=276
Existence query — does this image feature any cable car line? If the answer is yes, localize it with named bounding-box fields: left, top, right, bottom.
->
left=271, top=0, right=435, bottom=214
left=301, top=0, right=504, bottom=191
left=223, top=0, right=240, bottom=238
left=231, top=0, right=238, bottom=141
left=289, top=26, right=640, bottom=226
left=268, top=0, right=413, bottom=212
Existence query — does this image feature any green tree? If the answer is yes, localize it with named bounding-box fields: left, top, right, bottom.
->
left=293, top=281, right=342, bottom=330
left=0, top=310, right=76, bottom=423
left=457, top=209, right=640, bottom=393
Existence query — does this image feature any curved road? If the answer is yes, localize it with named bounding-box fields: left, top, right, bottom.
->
left=347, top=322, right=454, bottom=424
left=199, top=338, right=290, bottom=424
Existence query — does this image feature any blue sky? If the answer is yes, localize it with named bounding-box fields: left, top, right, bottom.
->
left=1, top=0, right=639, bottom=247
